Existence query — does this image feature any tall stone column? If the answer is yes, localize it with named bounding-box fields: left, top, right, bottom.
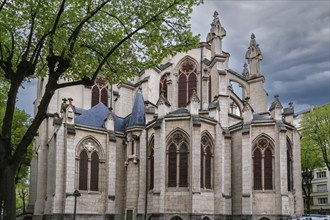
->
left=153, top=123, right=166, bottom=214
left=33, top=120, right=49, bottom=219
left=191, top=119, right=201, bottom=214
left=241, top=131, right=252, bottom=216
left=33, top=144, right=48, bottom=218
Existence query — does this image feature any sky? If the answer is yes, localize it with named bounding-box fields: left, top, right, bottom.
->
left=17, top=0, right=330, bottom=116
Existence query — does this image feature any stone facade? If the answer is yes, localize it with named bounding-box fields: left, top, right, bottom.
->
left=28, top=12, right=303, bottom=220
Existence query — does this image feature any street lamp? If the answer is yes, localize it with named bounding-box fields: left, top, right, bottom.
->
left=73, top=190, right=81, bottom=220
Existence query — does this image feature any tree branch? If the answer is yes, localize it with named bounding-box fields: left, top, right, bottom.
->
left=100, top=10, right=129, bottom=34
left=49, top=0, right=67, bottom=56
left=56, top=78, right=90, bottom=89
left=68, top=0, right=110, bottom=55
left=22, top=7, right=38, bottom=61
left=1, top=77, right=24, bottom=161
left=90, top=0, right=182, bottom=82
left=12, top=79, right=57, bottom=166
left=31, top=32, right=50, bottom=70
left=80, top=44, right=116, bottom=72
left=0, top=0, right=6, bottom=12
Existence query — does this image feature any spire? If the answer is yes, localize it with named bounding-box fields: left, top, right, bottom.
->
left=242, top=97, right=253, bottom=123
left=269, top=95, right=283, bottom=111
left=269, top=95, right=283, bottom=120
left=242, top=62, right=249, bottom=79
left=245, top=33, right=263, bottom=77
left=127, top=89, right=145, bottom=128
left=207, top=11, right=226, bottom=57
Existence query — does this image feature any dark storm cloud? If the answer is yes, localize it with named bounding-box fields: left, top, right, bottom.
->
left=190, top=0, right=330, bottom=111
left=17, top=1, right=329, bottom=115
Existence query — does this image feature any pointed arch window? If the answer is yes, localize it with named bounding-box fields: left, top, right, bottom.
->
left=168, top=144, right=177, bottom=187
left=253, top=149, right=262, bottom=190
left=77, top=140, right=103, bottom=192
left=178, top=60, right=197, bottom=107
left=201, top=135, right=213, bottom=189
left=90, top=152, right=99, bottom=191
left=253, top=138, right=274, bottom=190
left=149, top=138, right=155, bottom=190
left=287, top=140, right=293, bottom=191
left=159, top=74, right=168, bottom=99
left=179, top=144, right=188, bottom=187
left=79, top=150, right=88, bottom=190
left=91, top=76, right=109, bottom=107
left=167, top=133, right=189, bottom=187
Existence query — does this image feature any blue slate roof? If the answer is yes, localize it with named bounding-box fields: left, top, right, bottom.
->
left=112, top=113, right=130, bottom=132
left=252, top=114, right=270, bottom=121
left=168, top=108, right=189, bottom=115
left=75, top=103, right=110, bottom=128
left=75, top=107, right=87, bottom=115
left=75, top=90, right=146, bottom=131
left=127, top=90, right=145, bottom=128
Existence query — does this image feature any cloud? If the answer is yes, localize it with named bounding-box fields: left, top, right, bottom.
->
left=190, top=0, right=330, bottom=111
left=17, top=1, right=330, bottom=115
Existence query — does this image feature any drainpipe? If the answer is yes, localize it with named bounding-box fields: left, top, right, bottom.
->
left=200, top=43, right=204, bottom=110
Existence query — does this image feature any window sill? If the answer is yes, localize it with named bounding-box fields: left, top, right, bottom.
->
left=166, top=187, right=190, bottom=192
left=79, top=190, right=101, bottom=195
left=253, top=190, right=275, bottom=193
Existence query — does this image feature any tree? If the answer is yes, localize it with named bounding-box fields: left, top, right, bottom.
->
left=300, top=138, right=323, bottom=213
left=0, top=80, right=33, bottom=218
left=301, top=104, right=330, bottom=170
left=0, top=0, right=202, bottom=219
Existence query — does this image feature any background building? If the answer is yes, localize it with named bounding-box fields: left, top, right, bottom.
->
left=294, top=105, right=330, bottom=215
left=28, top=12, right=304, bottom=220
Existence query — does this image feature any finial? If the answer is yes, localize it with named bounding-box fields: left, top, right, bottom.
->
left=246, top=33, right=263, bottom=76
left=274, top=94, right=279, bottom=100
left=242, top=62, right=249, bottom=79
left=207, top=10, right=226, bottom=42
left=213, top=11, right=219, bottom=19
left=244, top=62, right=248, bottom=68
left=68, top=97, right=73, bottom=105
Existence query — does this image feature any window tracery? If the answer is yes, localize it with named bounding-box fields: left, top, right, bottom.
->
left=253, top=138, right=274, bottom=190
left=91, top=76, right=109, bottom=107
left=76, top=138, right=104, bottom=192
left=178, top=59, right=197, bottom=107
left=201, top=135, right=213, bottom=189
left=167, top=132, right=189, bottom=187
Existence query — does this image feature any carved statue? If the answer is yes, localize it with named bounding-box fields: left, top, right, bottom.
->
left=245, top=33, right=262, bottom=76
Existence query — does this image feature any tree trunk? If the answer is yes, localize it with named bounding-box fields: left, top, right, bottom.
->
left=302, top=169, right=314, bottom=214
left=0, top=162, right=17, bottom=220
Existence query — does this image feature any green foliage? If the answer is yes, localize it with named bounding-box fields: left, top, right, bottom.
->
left=0, top=81, right=33, bottom=214
left=0, top=0, right=202, bottom=84
left=301, top=137, right=323, bottom=171
left=301, top=104, right=330, bottom=170
left=0, top=1, right=203, bottom=218
left=300, top=104, right=330, bottom=213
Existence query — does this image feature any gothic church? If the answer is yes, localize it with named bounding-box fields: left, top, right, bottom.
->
left=28, top=12, right=304, bottom=220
